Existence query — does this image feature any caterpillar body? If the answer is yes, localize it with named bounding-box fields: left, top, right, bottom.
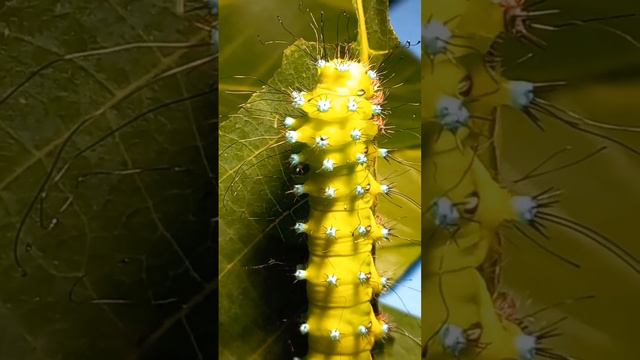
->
left=291, top=58, right=391, bottom=359
left=424, top=0, right=639, bottom=359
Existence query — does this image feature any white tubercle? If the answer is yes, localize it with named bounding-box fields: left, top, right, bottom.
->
left=317, top=99, right=331, bottom=112
left=357, top=271, right=369, bottom=284
left=440, top=324, right=467, bottom=356
left=322, top=158, right=335, bottom=172
left=358, top=325, right=369, bottom=336
left=325, top=226, right=337, bottom=239
left=433, top=197, right=460, bottom=228
left=294, top=222, right=307, bottom=234
left=515, top=335, right=537, bottom=360
left=329, top=329, right=341, bottom=341
left=512, top=195, right=538, bottom=223
left=292, top=184, right=305, bottom=196
left=355, top=153, right=368, bottom=165
left=348, top=98, right=359, bottom=112
left=436, top=96, right=470, bottom=131
left=351, top=129, right=362, bottom=141
left=299, top=323, right=310, bottom=335
left=324, top=186, right=337, bottom=199
left=283, top=116, right=295, bottom=129
left=294, top=269, right=307, bottom=281
left=424, top=21, right=452, bottom=55
left=315, top=136, right=330, bottom=149
left=285, top=130, right=299, bottom=144
left=509, top=81, right=535, bottom=109
left=326, top=274, right=338, bottom=286
left=292, top=91, right=305, bottom=107
left=289, top=154, right=301, bottom=167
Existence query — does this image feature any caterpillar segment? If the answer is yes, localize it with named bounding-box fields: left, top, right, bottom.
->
left=423, top=1, right=555, bottom=359
left=289, top=59, right=392, bottom=359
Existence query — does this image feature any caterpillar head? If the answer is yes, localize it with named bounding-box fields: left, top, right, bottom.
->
left=316, top=59, right=376, bottom=99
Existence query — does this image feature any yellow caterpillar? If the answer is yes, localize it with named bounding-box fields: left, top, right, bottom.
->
left=290, top=58, right=391, bottom=359
left=281, top=1, right=420, bottom=358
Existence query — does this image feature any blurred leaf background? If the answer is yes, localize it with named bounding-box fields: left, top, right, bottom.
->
left=219, top=0, right=420, bottom=358
left=0, top=1, right=216, bottom=359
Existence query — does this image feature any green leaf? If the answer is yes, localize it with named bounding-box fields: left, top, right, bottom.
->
left=219, top=0, right=420, bottom=358
left=0, top=1, right=216, bottom=359
left=219, top=41, right=313, bottom=359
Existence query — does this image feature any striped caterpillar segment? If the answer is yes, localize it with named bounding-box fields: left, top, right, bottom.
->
left=292, top=59, right=390, bottom=359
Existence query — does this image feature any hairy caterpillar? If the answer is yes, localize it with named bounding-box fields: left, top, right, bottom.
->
left=424, top=0, right=639, bottom=359
left=219, top=0, right=420, bottom=358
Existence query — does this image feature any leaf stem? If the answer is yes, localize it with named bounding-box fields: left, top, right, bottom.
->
left=355, top=0, right=369, bottom=64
